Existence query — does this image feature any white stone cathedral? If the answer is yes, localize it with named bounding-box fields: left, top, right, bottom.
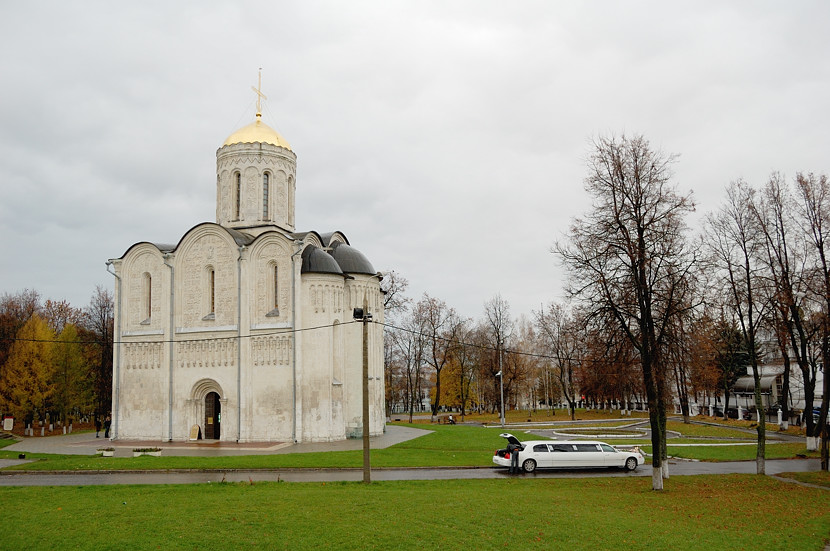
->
left=107, top=91, right=385, bottom=443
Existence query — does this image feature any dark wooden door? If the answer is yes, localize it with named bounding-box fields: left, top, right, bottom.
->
left=205, top=392, right=221, bottom=439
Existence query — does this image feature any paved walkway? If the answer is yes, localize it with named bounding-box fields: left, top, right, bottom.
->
left=1, top=424, right=430, bottom=464
left=0, top=458, right=823, bottom=486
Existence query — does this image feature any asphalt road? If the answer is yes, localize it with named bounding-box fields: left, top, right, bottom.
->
left=0, top=459, right=822, bottom=486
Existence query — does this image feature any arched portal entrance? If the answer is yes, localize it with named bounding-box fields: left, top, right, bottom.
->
left=204, top=391, right=221, bottom=440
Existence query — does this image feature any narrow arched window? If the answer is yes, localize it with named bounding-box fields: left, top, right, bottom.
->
left=262, top=173, right=270, bottom=219
left=266, top=264, right=280, bottom=317
left=141, top=272, right=152, bottom=324
left=234, top=173, right=241, bottom=220
left=288, top=175, right=295, bottom=226
left=209, top=268, right=216, bottom=314
left=274, top=266, right=280, bottom=308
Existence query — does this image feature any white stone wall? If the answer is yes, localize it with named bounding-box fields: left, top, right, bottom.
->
left=300, top=273, right=346, bottom=442
left=175, top=225, right=240, bottom=329
left=216, top=142, right=296, bottom=231
left=341, top=274, right=385, bottom=438
left=171, top=332, right=238, bottom=441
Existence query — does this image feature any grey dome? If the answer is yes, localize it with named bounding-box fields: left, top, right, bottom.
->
left=301, top=245, right=344, bottom=275
left=329, top=242, right=376, bottom=275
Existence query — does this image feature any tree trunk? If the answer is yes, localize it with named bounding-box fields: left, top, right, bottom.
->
left=751, top=343, right=766, bottom=474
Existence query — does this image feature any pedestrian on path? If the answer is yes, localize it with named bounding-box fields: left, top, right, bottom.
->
left=95, top=417, right=101, bottom=438
left=104, top=416, right=111, bottom=439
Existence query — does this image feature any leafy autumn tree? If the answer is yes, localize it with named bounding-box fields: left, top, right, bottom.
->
left=0, top=314, right=55, bottom=424
left=579, top=319, right=641, bottom=409
left=414, top=293, right=464, bottom=420
left=0, top=289, right=42, bottom=379
left=52, top=323, right=93, bottom=426
left=433, top=321, right=476, bottom=419
left=686, top=311, right=727, bottom=410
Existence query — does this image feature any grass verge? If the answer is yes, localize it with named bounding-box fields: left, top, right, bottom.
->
left=0, top=475, right=827, bottom=550
left=776, top=471, right=830, bottom=488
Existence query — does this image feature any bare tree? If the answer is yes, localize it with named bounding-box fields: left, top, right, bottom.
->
left=794, top=172, right=830, bottom=469
left=413, top=294, right=463, bottom=420
left=380, top=270, right=410, bottom=418
left=42, top=299, right=83, bottom=335
left=391, top=304, right=428, bottom=423
left=482, top=294, right=514, bottom=418
left=751, top=173, right=815, bottom=434
left=380, top=270, right=411, bottom=320
left=82, top=285, right=114, bottom=420
left=555, top=134, right=696, bottom=490
left=534, top=302, right=581, bottom=420
left=706, top=180, right=769, bottom=474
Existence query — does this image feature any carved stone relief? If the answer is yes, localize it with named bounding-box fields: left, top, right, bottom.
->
left=176, top=339, right=237, bottom=368
left=251, top=335, right=292, bottom=366
left=124, top=342, right=163, bottom=370
left=180, top=233, right=236, bottom=326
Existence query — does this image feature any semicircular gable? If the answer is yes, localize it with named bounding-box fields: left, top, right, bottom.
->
left=118, top=241, right=175, bottom=260
left=321, top=231, right=349, bottom=247
left=295, top=231, right=323, bottom=249
left=174, top=223, right=253, bottom=260
left=246, top=230, right=294, bottom=258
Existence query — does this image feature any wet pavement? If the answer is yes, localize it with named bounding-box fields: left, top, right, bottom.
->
left=0, top=459, right=822, bottom=486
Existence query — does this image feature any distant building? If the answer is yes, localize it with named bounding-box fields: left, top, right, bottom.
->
left=108, top=87, right=385, bottom=443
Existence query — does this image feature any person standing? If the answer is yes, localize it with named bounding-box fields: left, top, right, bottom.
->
left=103, top=416, right=111, bottom=439
left=508, top=441, right=521, bottom=474
left=94, top=417, right=101, bottom=438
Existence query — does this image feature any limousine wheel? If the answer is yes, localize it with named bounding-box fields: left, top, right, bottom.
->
left=522, top=459, right=537, bottom=473
left=624, top=457, right=638, bottom=471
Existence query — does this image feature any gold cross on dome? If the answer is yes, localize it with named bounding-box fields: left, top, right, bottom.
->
left=251, top=68, right=268, bottom=116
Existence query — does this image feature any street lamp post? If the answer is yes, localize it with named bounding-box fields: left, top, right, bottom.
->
left=498, top=338, right=505, bottom=426
left=496, top=370, right=504, bottom=427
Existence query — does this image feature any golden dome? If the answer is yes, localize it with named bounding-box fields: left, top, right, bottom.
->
left=222, top=115, right=291, bottom=150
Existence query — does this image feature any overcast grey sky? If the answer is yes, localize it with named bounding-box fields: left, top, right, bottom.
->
left=1, top=1, right=828, bottom=320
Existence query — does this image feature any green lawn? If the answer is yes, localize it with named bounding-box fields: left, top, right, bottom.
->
left=0, top=475, right=827, bottom=550
left=666, top=420, right=758, bottom=439
left=0, top=422, right=821, bottom=470
left=0, top=425, right=538, bottom=471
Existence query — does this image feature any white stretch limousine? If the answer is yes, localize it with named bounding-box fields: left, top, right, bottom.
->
left=493, top=433, right=644, bottom=473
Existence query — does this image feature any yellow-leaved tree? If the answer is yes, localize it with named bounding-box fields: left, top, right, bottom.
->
left=52, top=323, right=93, bottom=426
left=0, top=313, right=55, bottom=425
